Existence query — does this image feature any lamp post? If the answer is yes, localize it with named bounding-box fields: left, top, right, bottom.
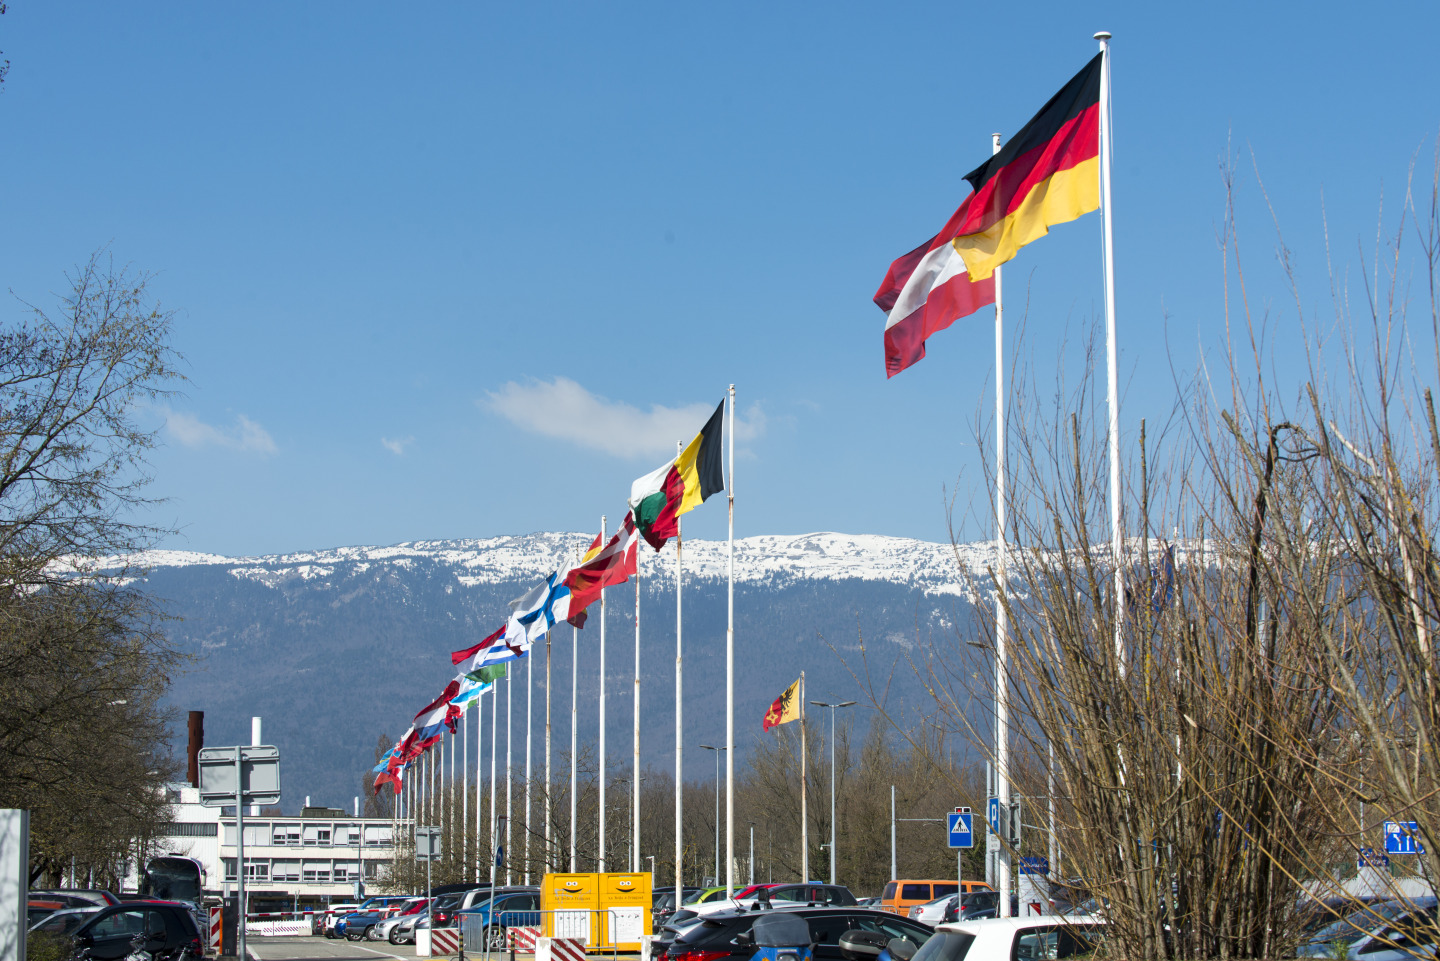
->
left=699, top=745, right=726, bottom=884
left=808, top=700, right=855, bottom=885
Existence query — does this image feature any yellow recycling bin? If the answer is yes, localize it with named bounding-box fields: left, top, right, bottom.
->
left=541, top=872, right=652, bottom=951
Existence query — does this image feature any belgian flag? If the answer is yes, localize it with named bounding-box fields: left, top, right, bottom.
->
left=952, top=54, right=1103, bottom=280
left=627, top=399, right=725, bottom=551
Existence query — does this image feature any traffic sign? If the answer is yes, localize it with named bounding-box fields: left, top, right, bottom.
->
left=415, top=826, right=442, bottom=861
left=197, top=745, right=281, bottom=808
left=987, top=796, right=1001, bottom=834
left=1357, top=847, right=1390, bottom=869
left=947, top=807, right=974, bottom=849
left=1018, top=856, right=1049, bottom=876
left=1384, top=821, right=1424, bottom=855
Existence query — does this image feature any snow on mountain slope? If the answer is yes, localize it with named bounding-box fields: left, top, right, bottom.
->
left=126, top=531, right=998, bottom=597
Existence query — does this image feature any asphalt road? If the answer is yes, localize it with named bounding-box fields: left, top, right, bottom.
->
left=243, top=935, right=420, bottom=961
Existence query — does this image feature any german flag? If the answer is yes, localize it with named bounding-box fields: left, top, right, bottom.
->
left=951, top=54, right=1103, bottom=281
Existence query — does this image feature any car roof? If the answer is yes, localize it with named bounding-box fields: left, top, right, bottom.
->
left=938, top=915, right=1105, bottom=935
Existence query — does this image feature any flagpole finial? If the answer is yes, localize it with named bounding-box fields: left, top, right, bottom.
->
left=1094, top=30, right=1112, bottom=43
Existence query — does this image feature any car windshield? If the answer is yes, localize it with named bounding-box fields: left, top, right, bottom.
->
left=846, top=914, right=934, bottom=946
left=33, top=908, right=100, bottom=934
left=911, top=931, right=976, bottom=961
left=1309, top=902, right=1414, bottom=944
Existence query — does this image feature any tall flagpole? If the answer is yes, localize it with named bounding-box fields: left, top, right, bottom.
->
left=545, top=630, right=553, bottom=872
left=449, top=730, right=456, bottom=862
left=633, top=538, right=642, bottom=873
left=480, top=688, right=492, bottom=881
left=1096, top=30, right=1124, bottom=670
left=525, top=654, right=533, bottom=884
left=992, top=130, right=1012, bottom=919
left=725, top=385, right=735, bottom=898
left=489, top=677, right=499, bottom=889
left=462, top=709, right=468, bottom=880
left=598, top=514, right=607, bottom=873
left=800, top=672, right=808, bottom=883
left=674, top=439, right=684, bottom=905
left=506, top=674, right=513, bottom=885
left=570, top=607, right=578, bottom=872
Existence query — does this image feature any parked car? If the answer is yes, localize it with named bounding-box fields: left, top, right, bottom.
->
left=29, top=906, right=102, bottom=935
left=681, top=886, right=731, bottom=907
left=41, top=900, right=204, bottom=961
left=913, top=915, right=1106, bottom=961
left=690, top=884, right=860, bottom=919
left=335, top=897, right=420, bottom=941
left=655, top=888, right=706, bottom=925
left=322, top=903, right=362, bottom=938
left=1297, top=898, right=1440, bottom=961
left=881, top=881, right=989, bottom=918
left=384, top=909, right=429, bottom=945
left=371, top=898, right=429, bottom=941
left=661, top=905, right=933, bottom=961
left=28, top=890, right=123, bottom=909
left=457, top=890, right=543, bottom=948
left=909, top=895, right=958, bottom=926
left=856, top=897, right=882, bottom=909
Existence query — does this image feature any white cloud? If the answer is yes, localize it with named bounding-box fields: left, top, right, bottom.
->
left=483, top=377, right=764, bottom=459
left=163, top=409, right=278, bottom=455
left=381, top=436, right=415, bottom=456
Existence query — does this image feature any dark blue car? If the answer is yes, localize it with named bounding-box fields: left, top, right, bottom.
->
left=457, top=891, right=542, bottom=949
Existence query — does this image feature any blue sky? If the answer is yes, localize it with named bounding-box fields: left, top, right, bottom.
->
left=2, top=2, right=1437, bottom=557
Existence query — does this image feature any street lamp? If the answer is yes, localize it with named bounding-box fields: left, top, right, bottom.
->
left=698, top=745, right=727, bottom=884
left=809, top=700, right=856, bottom=885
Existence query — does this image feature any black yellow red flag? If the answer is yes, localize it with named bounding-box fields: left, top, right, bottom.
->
left=763, top=678, right=801, bottom=732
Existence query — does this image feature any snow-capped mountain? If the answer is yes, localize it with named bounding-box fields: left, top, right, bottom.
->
left=140, top=531, right=990, bottom=810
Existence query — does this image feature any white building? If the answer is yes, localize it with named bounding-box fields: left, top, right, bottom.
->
left=127, top=783, right=401, bottom=910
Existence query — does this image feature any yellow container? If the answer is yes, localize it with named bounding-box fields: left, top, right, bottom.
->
left=597, top=873, right=653, bottom=950
left=540, top=872, right=652, bottom=950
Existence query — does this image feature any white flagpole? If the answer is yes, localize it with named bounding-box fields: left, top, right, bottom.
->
left=633, top=536, right=642, bottom=873
left=1096, top=30, right=1123, bottom=671
left=461, top=711, right=468, bottom=877
left=476, top=686, right=484, bottom=882
left=800, top=672, right=808, bottom=883
left=992, top=130, right=1012, bottom=919
left=526, top=647, right=533, bottom=883
left=506, top=673, right=513, bottom=885
left=449, top=729, right=455, bottom=862
left=725, top=384, right=735, bottom=898
left=674, top=439, right=684, bottom=904
left=570, top=592, right=579, bottom=872
left=489, top=677, right=498, bottom=888
left=598, top=514, right=607, bottom=873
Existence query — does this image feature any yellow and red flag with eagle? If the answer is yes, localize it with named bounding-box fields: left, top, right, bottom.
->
left=763, top=678, right=801, bottom=732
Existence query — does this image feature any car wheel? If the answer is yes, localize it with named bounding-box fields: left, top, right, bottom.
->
left=389, top=928, right=403, bottom=945
left=346, top=928, right=363, bottom=941
left=325, top=928, right=336, bottom=939
left=484, top=926, right=506, bottom=951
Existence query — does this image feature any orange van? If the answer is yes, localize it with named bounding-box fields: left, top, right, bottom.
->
left=880, top=879, right=992, bottom=915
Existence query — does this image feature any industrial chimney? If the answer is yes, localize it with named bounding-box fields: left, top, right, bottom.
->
left=186, top=711, right=204, bottom=787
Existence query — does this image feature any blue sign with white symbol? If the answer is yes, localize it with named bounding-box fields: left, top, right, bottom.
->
left=1357, top=847, right=1390, bottom=869
left=1385, top=821, right=1424, bottom=855
left=987, top=796, right=1000, bottom=834
left=1018, top=856, right=1049, bottom=876
left=947, top=808, right=973, bottom=849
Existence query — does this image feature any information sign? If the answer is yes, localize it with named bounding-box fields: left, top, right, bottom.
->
left=947, top=807, right=974, bottom=849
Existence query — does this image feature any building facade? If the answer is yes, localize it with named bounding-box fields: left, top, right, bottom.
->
left=127, top=784, right=403, bottom=910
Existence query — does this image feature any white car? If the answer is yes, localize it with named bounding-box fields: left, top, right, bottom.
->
left=909, top=895, right=959, bottom=926
left=913, top=916, right=1107, bottom=961
left=322, top=904, right=361, bottom=938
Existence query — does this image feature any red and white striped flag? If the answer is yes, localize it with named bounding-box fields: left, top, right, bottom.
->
left=875, top=192, right=996, bottom=378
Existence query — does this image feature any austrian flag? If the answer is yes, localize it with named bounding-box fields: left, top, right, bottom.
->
left=875, top=193, right=996, bottom=377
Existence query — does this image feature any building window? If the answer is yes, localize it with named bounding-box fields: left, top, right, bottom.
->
left=334, top=862, right=358, bottom=882
left=272, top=824, right=301, bottom=846
left=302, top=863, right=330, bottom=883
left=243, top=861, right=268, bottom=881
left=272, top=860, right=301, bottom=882
left=222, top=859, right=237, bottom=881
left=162, top=823, right=218, bottom=838
left=301, top=825, right=331, bottom=846
left=364, top=861, right=383, bottom=880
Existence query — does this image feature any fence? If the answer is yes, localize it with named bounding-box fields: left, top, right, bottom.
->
left=243, top=911, right=319, bottom=937
left=455, top=909, right=647, bottom=960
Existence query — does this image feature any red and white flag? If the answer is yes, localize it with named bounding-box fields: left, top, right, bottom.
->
left=564, top=514, right=639, bottom=614
left=875, top=193, right=996, bottom=378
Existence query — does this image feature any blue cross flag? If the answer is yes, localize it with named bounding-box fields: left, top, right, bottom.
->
left=947, top=807, right=973, bottom=849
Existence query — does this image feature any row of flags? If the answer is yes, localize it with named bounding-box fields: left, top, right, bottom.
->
left=372, top=398, right=729, bottom=795
left=876, top=53, right=1103, bottom=376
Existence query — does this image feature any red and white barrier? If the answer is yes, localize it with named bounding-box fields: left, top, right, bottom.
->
left=511, top=927, right=541, bottom=953
left=209, top=908, right=222, bottom=953
left=537, top=937, right=587, bottom=961
left=423, top=927, right=457, bottom=956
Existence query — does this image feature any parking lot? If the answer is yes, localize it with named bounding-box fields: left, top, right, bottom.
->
left=243, top=935, right=420, bottom=961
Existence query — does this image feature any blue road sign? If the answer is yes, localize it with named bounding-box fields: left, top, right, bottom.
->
left=1018, top=856, right=1049, bottom=876
left=1357, top=847, right=1390, bottom=869
left=987, top=796, right=1001, bottom=834
left=1385, top=822, right=1424, bottom=855
left=948, top=808, right=974, bottom=849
